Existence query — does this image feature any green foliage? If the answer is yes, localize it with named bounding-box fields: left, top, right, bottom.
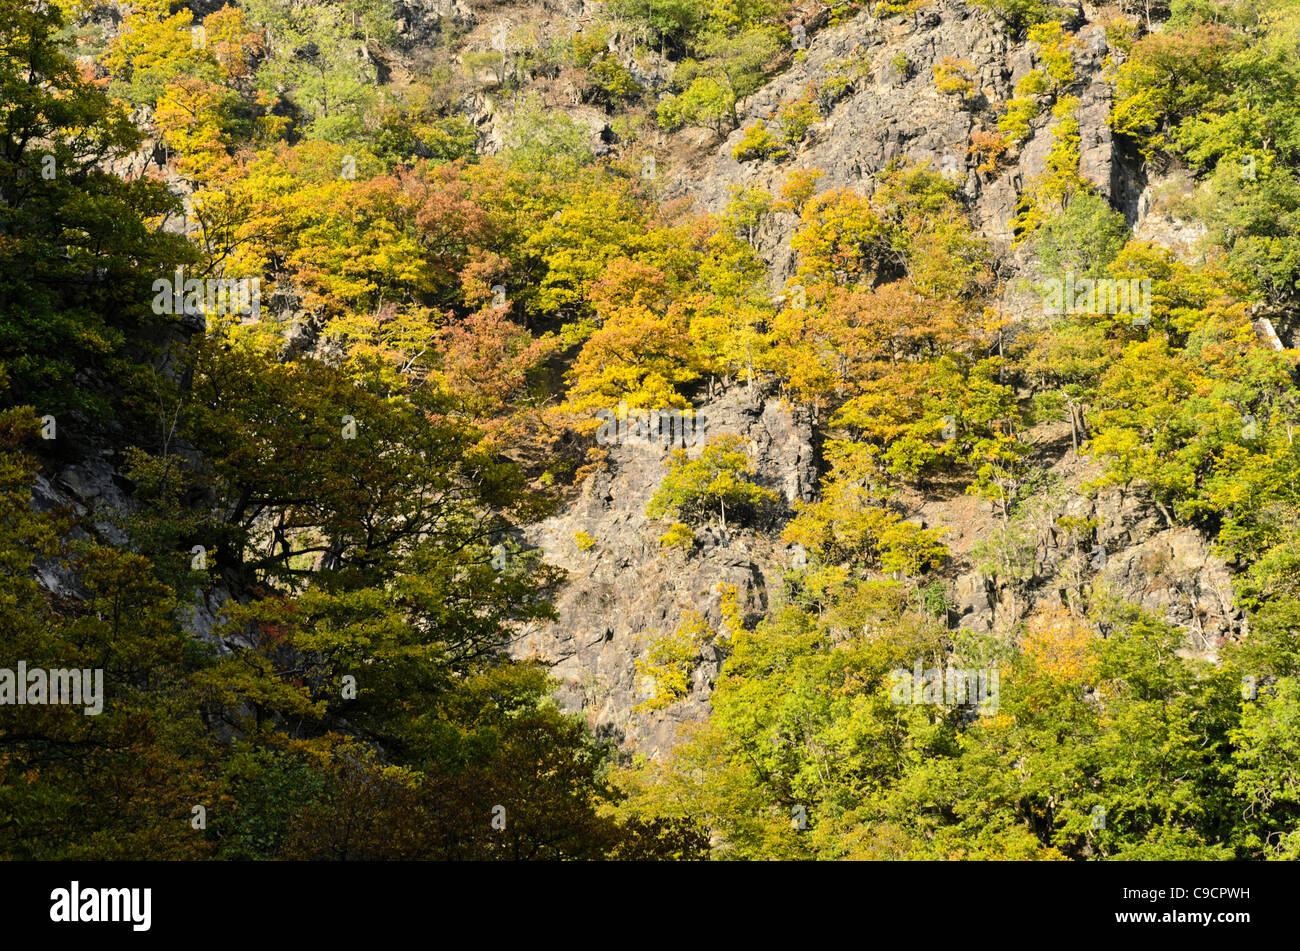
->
left=23, top=0, right=1300, bottom=866
left=657, top=75, right=737, bottom=134
left=651, top=7, right=785, bottom=135
left=568, top=26, right=642, bottom=105
left=724, top=184, right=774, bottom=244
left=502, top=98, right=598, bottom=172
left=998, top=70, right=1047, bottom=144
left=1034, top=190, right=1131, bottom=278
left=609, top=0, right=706, bottom=56
left=242, top=0, right=398, bottom=142
left=0, top=0, right=191, bottom=418
left=776, top=92, right=822, bottom=144
left=1110, top=24, right=1239, bottom=160
left=647, top=435, right=779, bottom=531
left=0, top=407, right=217, bottom=858
left=618, top=571, right=1300, bottom=859
left=973, top=0, right=1062, bottom=38
left=374, top=112, right=478, bottom=167
left=784, top=472, right=951, bottom=576
left=731, top=122, right=790, bottom=162
left=1104, top=4, right=1300, bottom=309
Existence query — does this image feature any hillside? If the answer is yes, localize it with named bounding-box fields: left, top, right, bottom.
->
left=3, top=0, right=1300, bottom=862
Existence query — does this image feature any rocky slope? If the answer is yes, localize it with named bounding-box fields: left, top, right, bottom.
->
left=500, top=2, right=1244, bottom=754
left=511, top=392, right=1243, bottom=757
left=662, top=2, right=1141, bottom=276
left=41, top=0, right=1245, bottom=758
left=513, top=387, right=817, bottom=752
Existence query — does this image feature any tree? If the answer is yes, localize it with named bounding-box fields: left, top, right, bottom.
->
left=790, top=188, right=887, bottom=285
left=972, top=0, right=1061, bottom=39
left=1023, top=319, right=1110, bottom=454
left=723, top=184, right=773, bottom=246
left=783, top=472, right=950, bottom=577
left=647, top=434, right=778, bottom=532
left=563, top=259, right=701, bottom=410
left=242, top=0, right=398, bottom=142
left=0, top=408, right=217, bottom=859
left=1034, top=190, right=1130, bottom=279
left=657, top=75, right=737, bottom=135
left=0, top=0, right=191, bottom=418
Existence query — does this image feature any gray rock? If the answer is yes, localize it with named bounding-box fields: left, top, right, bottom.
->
left=508, top=385, right=813, bottom=756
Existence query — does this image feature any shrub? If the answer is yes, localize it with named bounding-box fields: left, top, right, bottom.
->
left=1028, top=21, right=1077, bottom=91
left=997, top=71, right=1047, bottom=144
left=970, top=130, right=1011, bottom=174
left=659, top=522, right=695, bottom=549
left=933, top=58, right=976, bottom=101
left=775, top=167, right=824, bottom=213
left=732, top=122, right=790, bottom=162
left=777, top=93, right=822, bottom=145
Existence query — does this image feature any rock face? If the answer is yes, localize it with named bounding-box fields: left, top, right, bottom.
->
left=510, top=387, right=816, bottom=754
left=498, top=3, right=1243, bottom=756
left=1133, top=168, right=1209, bottom=258
left=396, top=0, right=476, bottom=42
left=1099, top=527, right=1240, bottom=652
left=664, top=1, right=1144, bottom=270
left=921, top=439, right=1242, bottom=657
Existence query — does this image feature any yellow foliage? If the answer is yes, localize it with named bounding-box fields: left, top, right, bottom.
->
left=932, top=58, right=976, bottom=100
left=634, top=611, right=712, bottom=712
left=1020, top=604, right=1098, bottom=686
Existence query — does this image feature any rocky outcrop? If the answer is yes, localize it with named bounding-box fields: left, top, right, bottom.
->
left=396, top=0, right=477, bottom=44
left=1098, top=526, right=1240, bottom=653
left=509, top=386, right=816, bottom=754
left=665, top=2, right=1143, bottom=271
left=1132, top=168, right=1208, bottom=257
left=503, top=4, right=1243, bottom=754
left=917, top=429, right=1242, bottom=659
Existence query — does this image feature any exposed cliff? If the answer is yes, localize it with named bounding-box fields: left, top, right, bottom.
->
left=493, top=1, right=1243, bottom=754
